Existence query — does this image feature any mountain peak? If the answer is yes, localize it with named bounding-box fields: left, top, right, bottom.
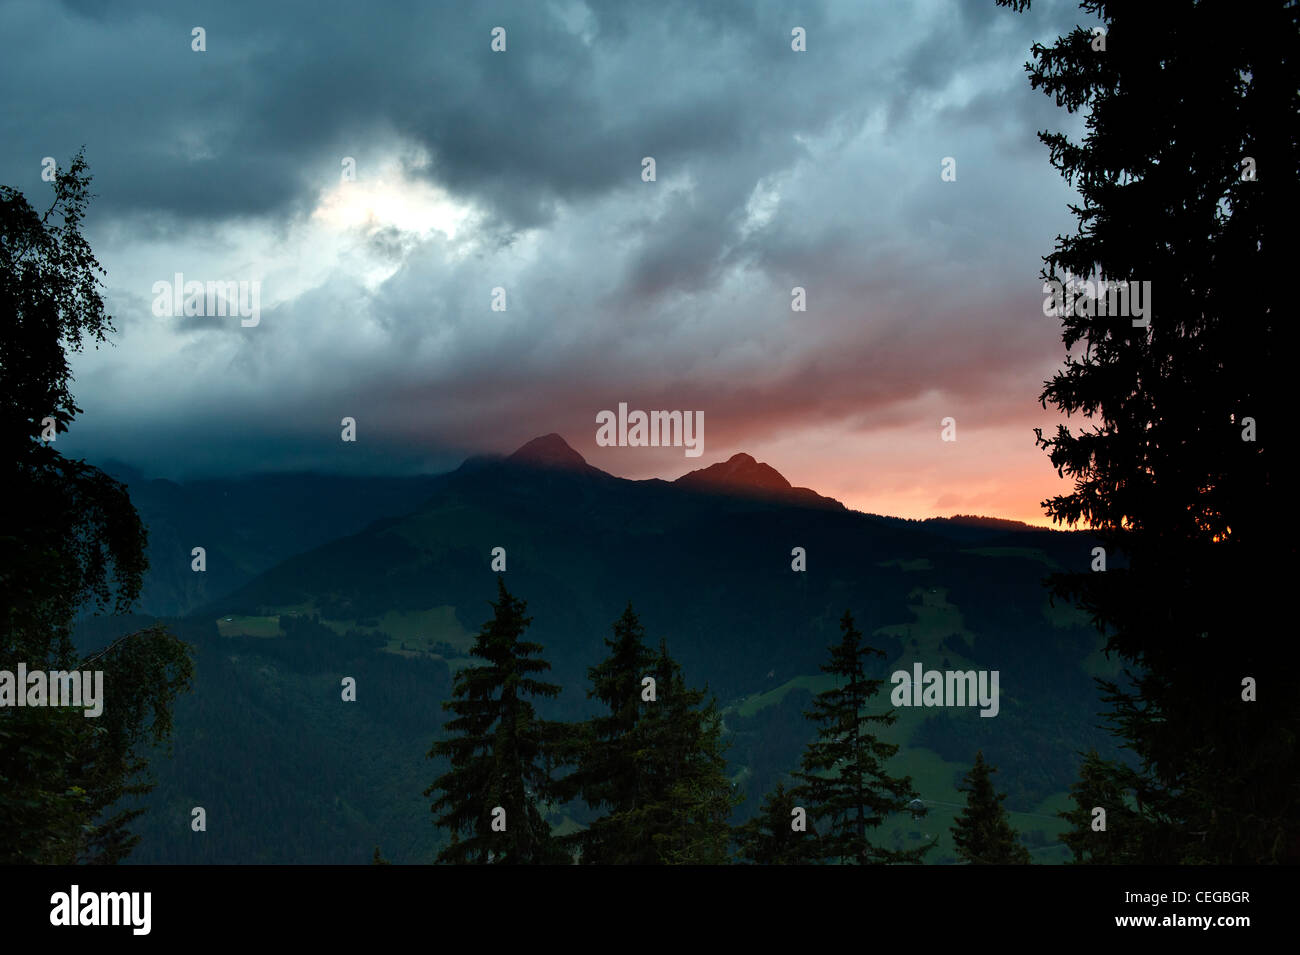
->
left=672, top=452, right=841, bottom=509
left=676, top=453, right=794, bottom=493
left=507, top=433, right=591, bottom=471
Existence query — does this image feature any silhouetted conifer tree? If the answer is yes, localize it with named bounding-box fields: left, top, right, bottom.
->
left=555, top=603, right=657, bottom=863
left=425, top=578, right=566, bottom=864
left=998, top=0, right=1299, bottom=863
left=951, top=751, right=1031, bottom=864
left=630, top=640, right=738, bottom=864
left=791, top=610, right=929, bottom=864
left=736, top=780, right=819, bottom=864
left=1057, top=748, right=1141, bottom=863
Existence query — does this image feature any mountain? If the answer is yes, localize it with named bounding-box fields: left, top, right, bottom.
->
left=674, top=452, right=844, bottom=509
left=79, top=435, right=1117, bottom=865
left=508, top=432, right=606, bottom=474
left=96, top=464, right=443, bottom=617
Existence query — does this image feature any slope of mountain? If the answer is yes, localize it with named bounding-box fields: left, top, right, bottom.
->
left=508, top=432, right=606, bottom=474
left=80, top=436, right=1116, bottom=864
left=96, top=464, right=443, bottom=617
left=674, top=452, right=844, bottom=509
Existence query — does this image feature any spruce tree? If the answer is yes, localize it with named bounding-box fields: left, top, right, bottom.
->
left=661, top=690, right=735, bottom=865
left=792, top=610, right=928, bottom=865
left=736, top=781, right=818, bottom=865
left=997, top=0, right=1299, bottom=863
left=1058, top=749, right=1140, bottom=864
left=425, top=578, right=566, bottom=864
left=630, top=640, right=738, bottom=864
left=950, top=751, right=1031, bottom=864
left=556, top=603, right=657, bottom=864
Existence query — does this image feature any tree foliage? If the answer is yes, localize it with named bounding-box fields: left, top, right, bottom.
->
left=1057, top=748, right=1141, bottom=864
left=425, top=578, right=567, bottom=864
left=555, top=603, right=657, bottom=863
left=791, top=610, right=929, bottom=864
left=632, top=640, right=738, bottom=864
left=950, top=750, right=1031, bottom=864
left=736, top=780, right=819, bottom=864
left=560, top=606, right=738, bottom=865
left=1000, top=0, right=1300, bottom=863
left=0, top=154, right=193, bottom=864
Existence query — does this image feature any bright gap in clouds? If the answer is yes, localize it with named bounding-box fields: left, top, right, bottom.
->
left=311, top=162, right=480, bottom=286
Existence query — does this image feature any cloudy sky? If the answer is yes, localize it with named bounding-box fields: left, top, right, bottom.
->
left=2, top=0, right=1096, bottom=525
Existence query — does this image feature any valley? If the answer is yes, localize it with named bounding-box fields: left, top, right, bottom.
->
left=75, top=435, right=1118, bottom=864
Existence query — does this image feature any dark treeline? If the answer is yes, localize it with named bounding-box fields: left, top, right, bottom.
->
left=418, top=577, right=1027, bottom=864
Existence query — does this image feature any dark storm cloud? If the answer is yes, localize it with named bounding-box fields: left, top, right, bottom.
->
left=1, top=0, right=1086, bottom=516
left=1, top=0, right=1062, bottom=238
left=7, top=0, right=852, bottom=231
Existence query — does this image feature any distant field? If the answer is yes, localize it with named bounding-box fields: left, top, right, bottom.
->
left=960, top=546, right=1062, bottom=569
left=876, top=557, right=933, bottom=572
left=370, top=607, right=474, bottom=652
left=876, top=586, right=977, bottom=665
left=1043, top=596, right=1091, bottom=629
left=216, top=614, right=282, bottom=637
left=730, top=673, right=837, bottom=718
left=242, top=603, right=477, bottom=661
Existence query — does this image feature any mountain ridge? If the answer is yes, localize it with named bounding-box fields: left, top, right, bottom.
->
left=80, top=432, right=1113, bottom=866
